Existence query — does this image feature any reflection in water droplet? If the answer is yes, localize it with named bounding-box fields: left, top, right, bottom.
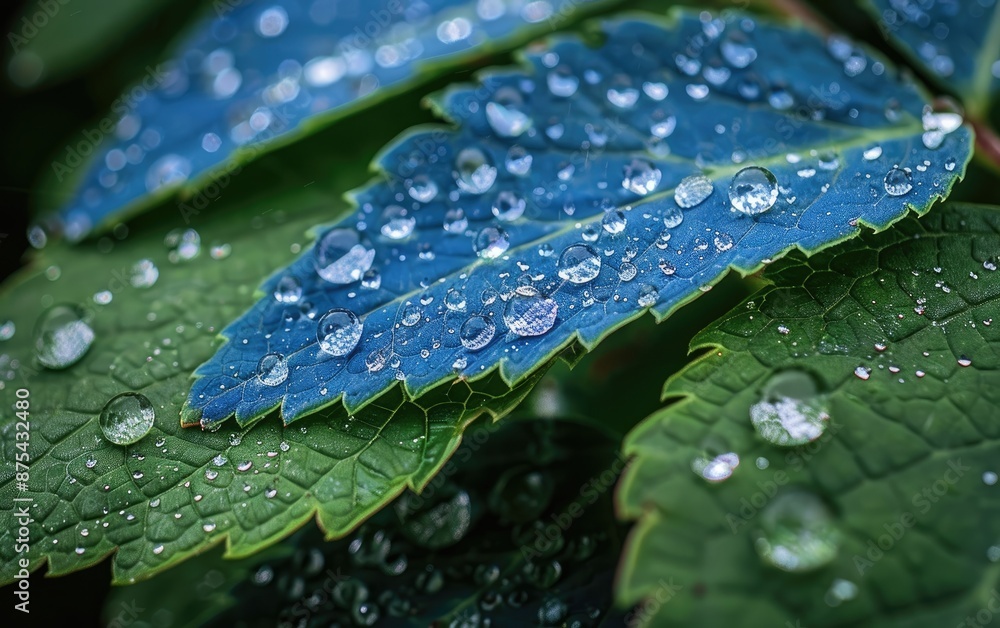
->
left=454, top=147, right=497, bottom=195
left=460, top=315, right=496, bottom=350
left=99, top=392, right=155, bottom=446
left=503, top=291, right=557, bottom=337
left=256, top=352, right=288, bottom=386
left=317, top=309, right=363, bottom=356
left=602, top=210, right=627, bottom=234
left=34, top=304, right=95, bottom=369
left=729, top=166, right=778, bottom=215
left=675, top=174, right=714, bottom=208
left=754, top=491, right=840, bottom=572
left=750, top=371, right=830, bottom=446
left=622, top=159, right=661, bottom=195
left=274, top=275, right=302, bottom=303
left=505, top=145, right=533, bottom=175
left=492, top=191, right=526, bottom=221
left=692, top=452, right=739, bottom=482
left=314, top=229, right=375, bottom=284
left=883, top=167, right=912, bottom=196
left=474, top=226, right=510, bottom=259
left=379, top=205, right=414, bottom=239
left=557, top=244, right=601, bottom=284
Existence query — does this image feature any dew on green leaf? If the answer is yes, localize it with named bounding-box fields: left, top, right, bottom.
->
left=316, top=309, right=363, bottom=356
left=754, top=490, right=840, bottom=572
left=34, top=304, right=95, bottom=369
left=750, top=371, right=830, bottom=447
left=99, top=392, right=155, bottom=446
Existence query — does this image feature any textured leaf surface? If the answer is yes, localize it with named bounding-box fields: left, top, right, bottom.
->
left=616, top=203, right=1000, bottom=627
left=185, top=9, right=973, bottom=428
left=106, top=418, right=627, bottom=626
left=0, top=182, right=548, bottom=586
left=46, top=0, right=610, bottom=241
left=862, top=0, right=1000, bottom=117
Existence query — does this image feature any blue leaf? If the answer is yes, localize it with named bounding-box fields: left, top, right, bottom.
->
left=183, top=9, right=973, bottom=428
left=861, top=0, right=1000, bottom=116
left=44, top=0, right=610, bottom=242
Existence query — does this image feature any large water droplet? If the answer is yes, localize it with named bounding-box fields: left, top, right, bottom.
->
left=274, top=275, right=302, bottom=303
left=675, top=174, right=714, bottom=208
left=503, top=290, right=557, bottom=337
left=622, top=159, right=661, bottom=195
left=256, top=352, right=288, bottom=386
left=407, top=175, right=438, bottom=202
left=486, top=89, right=531, bottom=137
left=454, top=147, right=497, bottom=194
left=492, top=191, right=526, bottom=221
left=314, top=229, right=375, bottom=284
left=380, top=205, right=415, bottom=240
left=754, top=491, right=840, bottom=573
left=729, top=166, right=778, bottom=215
left=557, top=244, right=601, bottom=284
left=750, top=371, right=830, bottom=446
left=317, top=309, right=363, bottom=356
left=99, top=392, right=155, bottom=446
left=547, top=65, right=579, bottom=97
left=883, top=167, right=912, bottom=196
left=474, top=226, right=509, bottom=259
left=505, top=145, right=533, bottom=175
left=34, top=304, right=95, bottom=369
left=460, top=315, right=496, bottom=350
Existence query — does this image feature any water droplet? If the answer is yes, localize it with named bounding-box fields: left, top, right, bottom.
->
left=883, top=167, right=912, bottom=196
left=547, top=65, right=579, bottom=97
left=754, top=491, right=840, bottom=572
left=129, top=259, right=159, bottom=288
left=651, top=116, right=677, bottom=139
left=454, top=147, right=497, bottom=194
left=99, top=392, right=155, bottom=446
left=622, top=159, right=661, bottom=195
left=957, top=355, right=972, bottom=367
left=721, top=34, right=758, bottom=68
left=317, top=309, right=363, bottom=356
left=602, top=210, right=628, bottom=235
left=854, top=365, right=871, bottom=380
left=675, top=174, right=714, bottom=208
left=474, top=226, right=509, bottom=259
left=750, top=371, right=830, bottom=446
left=401, top=303, right=422, bottom=327
left=460, top=315, right=496, bottom=350
left=503, top=290, right=557, bottom=337
left=505, top=145, right=533, bottom=175
left=361, top=269, right=381, bottom=290
left=274, top=275, right=302, bottom=303
left=557, top=244, right=601, bottom=284
left=618, top=262, right=638, bottom=281
left=34, top=304, right=95, bottom=369
left=607, top=86, right=640, bottom=109
left=394, top=488, right=473, bottom=549
left=0, top=320, right=14, bottom=340
left=486, top=91, right=531, bottom=137
left=314, top=229, right=375, bottom=284
left=637, top=284, right=658, bottom=307
left=863, top=145, right=883, bottom=161
left=380, top=205, right=416, bottom=240
left=407, top=175, right=438, bottom=202
left=492, top=191, right=526, bottom=221
left=444, top=289, right=467, bottom=312
left=729, top=166, right=778, bottom=215
left=692, top=452, right=739, bottom=482
left=256, top=352, right=288, bottom=386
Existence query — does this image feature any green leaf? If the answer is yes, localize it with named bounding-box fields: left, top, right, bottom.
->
left=861, top=0, right=1000, bottom=118
left=45, top=0, right=614, bottom=241
left=616, top=202, right=1000, bottom=627
left=105, top=417, right=627, bottom=626
left=184, top=9, right=972, bottom=429
left=0, top=176, right=552, bottom=585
